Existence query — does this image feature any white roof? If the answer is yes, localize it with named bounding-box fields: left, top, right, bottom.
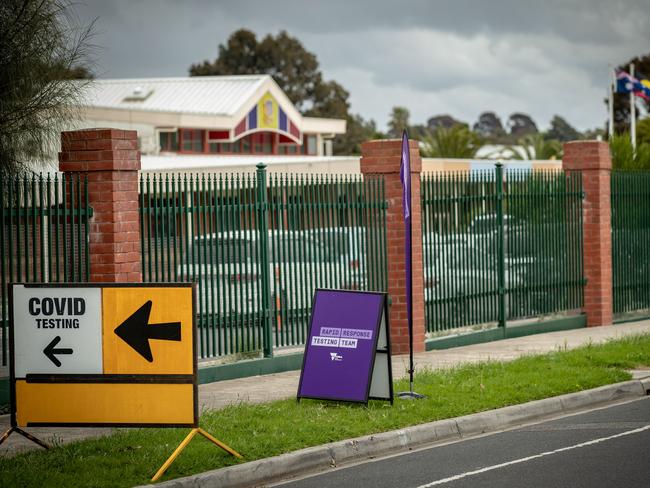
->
left=78, top=76, right=269, bottom=116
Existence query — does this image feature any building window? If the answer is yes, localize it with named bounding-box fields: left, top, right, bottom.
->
left=306, top=135, right=317, bottom=155
left=159, top=131, right=178, bottom=152
left=251, top=133, right=274, bottom=154
left=181, top=129, right=204, bottom=153
left=278, top=143, right=298, bottom=154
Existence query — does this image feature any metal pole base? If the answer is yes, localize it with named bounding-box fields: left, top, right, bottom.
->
left=0, top=426, right=50, bottom=449
left=397, top=391, right=426, bottom=400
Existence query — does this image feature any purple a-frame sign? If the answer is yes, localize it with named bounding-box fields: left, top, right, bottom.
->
left=297, top=289, right=393, bottom=404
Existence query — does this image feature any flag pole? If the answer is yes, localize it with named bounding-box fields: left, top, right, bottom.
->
left=397, top=130, right=424, bottom=400
left=631, top=63, right=637, bottom=150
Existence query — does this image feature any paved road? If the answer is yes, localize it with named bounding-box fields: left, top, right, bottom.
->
left=277, top=396, right=650, bottom=488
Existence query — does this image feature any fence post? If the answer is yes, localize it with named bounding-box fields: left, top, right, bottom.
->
left=562, top=140, right=613, bottom=326
left=495, top=163, right=506, bottom=333
left=59, top=128, right=142, bottom=283
left=360, top=139, right=425, bottom=354
left=256, top=163, right=273, bottom=357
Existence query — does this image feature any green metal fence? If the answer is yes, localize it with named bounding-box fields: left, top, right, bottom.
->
left=0, top=173, right=91, bottom=366
left=421, top=165, right=584, bottom=333
left=611, top=171, right=650, bottom=315
left=139, top=165, right=388, bottom=360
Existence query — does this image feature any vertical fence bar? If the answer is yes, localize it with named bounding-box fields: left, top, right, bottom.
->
left=0, top=174, right=5, bottom=365
left=256, top=164, right=272, bottom=357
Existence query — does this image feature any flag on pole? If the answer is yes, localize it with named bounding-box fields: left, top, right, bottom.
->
left=397, top=131, right=425, bottom=400
left=616, top=69, right=649, bottom=99
left=399, top=132, right=411, bottom=322
left=616, top=69, right=641, bottom=93
left=399, top=131, right=411, bottom=338
left=400, top=131, right=413, bottom=381
left=640, top=79, right=650, bottom=100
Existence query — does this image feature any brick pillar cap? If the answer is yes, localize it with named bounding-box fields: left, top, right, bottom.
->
left=62, top=128, right=138, bottom=142
left=360, top=138, right=422, bottom=173
left=562, top=140, right=612, bottom=171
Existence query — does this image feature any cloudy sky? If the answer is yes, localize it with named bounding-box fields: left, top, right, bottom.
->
left=75, top=0, right=650, bottom=132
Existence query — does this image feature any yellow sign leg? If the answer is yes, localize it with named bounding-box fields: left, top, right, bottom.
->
left=151, top=428, right=242, bottom=482
left=197, top=427, right=243, bottom=458
left=0, top=427, right=50, bottom=449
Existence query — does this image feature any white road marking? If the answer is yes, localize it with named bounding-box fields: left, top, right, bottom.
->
left=417, top=424, right=650, bottom=487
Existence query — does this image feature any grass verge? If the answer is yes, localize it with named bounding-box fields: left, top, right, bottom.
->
left=1, top=333, right=650, bottom=487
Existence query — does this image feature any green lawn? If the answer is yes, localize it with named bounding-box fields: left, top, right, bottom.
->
left=2, top=333, right=650, bottom=488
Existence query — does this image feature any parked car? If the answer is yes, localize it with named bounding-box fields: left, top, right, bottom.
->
left=177, top=228, right=362, bottom=317
left=423, top=240, right=529, bottom=321
left=305, top=226, right=368, bottom=290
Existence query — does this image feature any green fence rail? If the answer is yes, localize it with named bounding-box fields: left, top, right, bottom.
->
left=421, top=166, right=584, bottom=333
left=0, top=173, right=91, bottom=366
left=139, top=165, right=387, bottom=360
left=611, top=171, right=650, bottom=315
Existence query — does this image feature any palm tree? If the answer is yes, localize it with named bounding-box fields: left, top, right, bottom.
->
left=421, top=125, right=483, bottom=158
left=505, top=134, right=562, bottom=160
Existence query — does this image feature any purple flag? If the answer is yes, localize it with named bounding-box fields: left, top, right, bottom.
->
left=400, top=132, right=411, bottom=220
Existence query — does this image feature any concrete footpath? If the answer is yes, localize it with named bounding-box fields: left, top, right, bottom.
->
left=2, top=321, right=650, bottom=458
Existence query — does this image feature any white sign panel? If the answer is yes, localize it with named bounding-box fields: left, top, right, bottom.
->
left=13, top=285, right=103, bottom=376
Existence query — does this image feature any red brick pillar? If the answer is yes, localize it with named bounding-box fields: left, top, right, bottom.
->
left=59, top=128, right=142, bottom=283
left=360, top=139, right=425, bottom=354
left=562, top=140, right=613, bottom=326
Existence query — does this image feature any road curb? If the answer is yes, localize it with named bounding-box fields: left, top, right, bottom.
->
left=149, top=380, right=648, bottom=488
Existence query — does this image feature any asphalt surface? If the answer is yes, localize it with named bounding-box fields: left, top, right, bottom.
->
left=276, top=396, right=650, bottom=488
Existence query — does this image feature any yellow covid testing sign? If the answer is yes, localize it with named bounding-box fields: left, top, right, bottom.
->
left=9, top=283, right=197, bottom=427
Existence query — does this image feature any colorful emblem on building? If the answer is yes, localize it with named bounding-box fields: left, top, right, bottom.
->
left=234, top=92, right=301, bottom=143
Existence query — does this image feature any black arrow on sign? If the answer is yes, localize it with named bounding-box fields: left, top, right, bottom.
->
left=43, top=336, right=73, bottom=367
left=114, top=300, right=181, bottom=362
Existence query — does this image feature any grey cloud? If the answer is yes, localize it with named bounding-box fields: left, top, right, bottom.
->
left=72, top=0, right=650, bottom=131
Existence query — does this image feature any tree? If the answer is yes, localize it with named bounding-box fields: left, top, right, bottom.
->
left=387, top=106, right=410, bottom=138
left=506, top=134, right=562, bottom=160
left=473, top=112, right=505, bottom=141
left=427, top=114, right=466, bottom=131
left=610, top=132, right=650, bottom=169
left=304, top=80, right=349, bottom=119
left=420, top=125, right=483, bottom=158
left=191, top=29, right=338, bottom=115
left=507, top=113, right=538, bottom=138
left=0, top=0, right=94, bottom=172
left=546, top=115, right=581, bottom=142
left=190, top=28, right=373, bottom=154
left=189, top=29, right=262, bottom=77
left=636, top=117, right=650, bottom=146
left=334, top=114, right=383, bottom=155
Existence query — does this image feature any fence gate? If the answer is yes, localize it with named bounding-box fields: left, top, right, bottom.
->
left=611, top=171, right=650, bottom=316
left=421, top=165, right=584, bottom=334
left=140, top=167, right=388, bottom=360
left=0, top=173, right=91, bottom=366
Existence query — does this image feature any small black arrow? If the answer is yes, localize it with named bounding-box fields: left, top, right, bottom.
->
left=114, top=300, right=181, bottom=362
left=43, top=336, right=73, bottom=367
